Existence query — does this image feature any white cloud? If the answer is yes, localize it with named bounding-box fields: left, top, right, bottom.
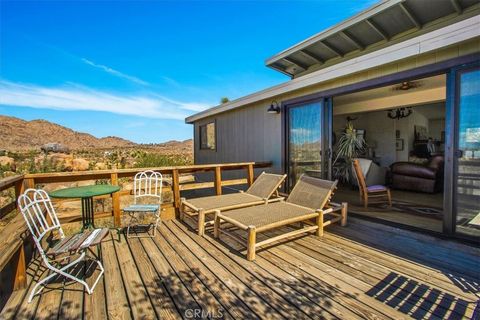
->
left=81, top=58, right=150, bottom=86
left=0, top=80, right=211, bottom=120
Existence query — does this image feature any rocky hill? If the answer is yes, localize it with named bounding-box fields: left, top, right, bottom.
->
left=0, top=115, right=134, bottom=150
left=0, top=115, right=191, bottom=152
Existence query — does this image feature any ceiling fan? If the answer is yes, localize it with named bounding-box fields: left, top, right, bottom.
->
left=392, top=80, right=423, bottom=91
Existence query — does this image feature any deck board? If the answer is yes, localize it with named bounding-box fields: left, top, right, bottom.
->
left=157, top=224, right=256, bottom=319
left=127, top=238, right=181, bottom=319
left=102, top=233, right=132, bottom=320
left=1, top=217, right=478, bottom=320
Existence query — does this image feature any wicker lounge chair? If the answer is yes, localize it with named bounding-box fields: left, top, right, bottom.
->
left=180, top=172, right=286, bottom=236
left=213, top=175, right=348, bottom=261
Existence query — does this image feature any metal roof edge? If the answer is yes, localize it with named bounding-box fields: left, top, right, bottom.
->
left=264, top=0, right=402, bottom=66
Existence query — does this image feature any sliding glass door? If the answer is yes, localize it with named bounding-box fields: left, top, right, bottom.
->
left=453, top=66, right=480, bottom=238
left=286, top=100, right=326, bottom=191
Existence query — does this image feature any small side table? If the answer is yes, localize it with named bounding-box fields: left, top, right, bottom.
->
left=50, top=185, right=121, bottom=229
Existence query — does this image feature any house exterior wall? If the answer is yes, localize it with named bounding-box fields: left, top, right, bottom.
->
left=193, top=38, right=480, bottom=174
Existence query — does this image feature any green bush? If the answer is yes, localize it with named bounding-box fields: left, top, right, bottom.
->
left=134, top=153, right=191, bottom=168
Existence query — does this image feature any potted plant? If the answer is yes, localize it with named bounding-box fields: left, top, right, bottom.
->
left=332, top=121, right=366, bottom=184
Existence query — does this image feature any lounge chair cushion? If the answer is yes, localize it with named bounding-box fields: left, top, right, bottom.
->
left=185, top=193, right=263, bottom=212
left=220, top=202, right=313, bottom=228
left=366, top=185, right=388, bottom=192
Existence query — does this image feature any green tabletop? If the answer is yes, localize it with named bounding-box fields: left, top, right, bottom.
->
left=49, top=184, right=121, bottom=199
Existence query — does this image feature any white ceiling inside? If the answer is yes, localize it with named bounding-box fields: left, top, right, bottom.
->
left=333, top=74, right=446, bottom=115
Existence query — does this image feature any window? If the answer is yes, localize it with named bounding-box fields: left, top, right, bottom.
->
left=199, top=121, right=216, bottom=150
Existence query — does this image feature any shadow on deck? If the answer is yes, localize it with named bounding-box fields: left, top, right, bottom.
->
left=1, top=217, right=479, bottom=319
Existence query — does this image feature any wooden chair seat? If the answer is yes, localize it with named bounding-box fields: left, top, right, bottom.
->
left=48, top=228, right=109, bottom=255
left=367, top=185, right=389, bottom=192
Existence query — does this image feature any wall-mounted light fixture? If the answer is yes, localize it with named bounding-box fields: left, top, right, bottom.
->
left=267, top=100, right=281, bottom=114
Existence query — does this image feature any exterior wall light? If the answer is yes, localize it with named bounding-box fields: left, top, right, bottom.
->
left=267, top=100, right=281, bottom=114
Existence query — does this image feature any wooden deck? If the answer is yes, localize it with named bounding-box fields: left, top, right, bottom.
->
left=1, top=217, right=478, bottom=320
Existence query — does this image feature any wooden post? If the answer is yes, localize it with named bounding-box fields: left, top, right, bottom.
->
left=247, top=164, right=254, bottom=186
left=14, top=179, right=25, bottom=211
left=111, top=172, right=121, bottom=227
left=24, top=178, right=35, bottom=190
left=213, top=210, right=220, bottom=238
left=341, top=202, right=348, bottom=226
left=247, top=226, right=256, bottom=261
left=179, top=197, right=186, bottom=221
left=198, top=209, right=205, bottom=236
left=316, top=210, right=324, bottom=237
left=214, top=166, right=222, bottom=195
left=172, top=169, right=181, bottom=210
left=13, top=245, right=27, bottom=290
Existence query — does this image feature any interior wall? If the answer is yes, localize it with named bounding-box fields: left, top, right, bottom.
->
left=333, top=102, right=445, bottom=167
left=395, top=110, right=430, bottom=161
left=429, top=119, right=446, bottom=141
left=333, top=112, right=396, bottom=167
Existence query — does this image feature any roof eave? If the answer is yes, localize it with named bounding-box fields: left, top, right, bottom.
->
left=264, top=0, right=402, bottom=67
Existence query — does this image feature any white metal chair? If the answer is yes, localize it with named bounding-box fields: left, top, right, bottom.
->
left=123, top=170, right=162, bottom=238
left=18, top=189, right=106, bottom=303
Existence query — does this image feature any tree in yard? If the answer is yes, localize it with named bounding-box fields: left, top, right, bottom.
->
left=220, top=97, right=230, bottom=104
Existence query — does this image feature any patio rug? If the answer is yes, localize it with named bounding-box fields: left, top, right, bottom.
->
left=356, top=200, right=444, bottom=220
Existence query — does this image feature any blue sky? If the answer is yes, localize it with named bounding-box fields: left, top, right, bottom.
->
left=0, top=0, right=376, bottom=143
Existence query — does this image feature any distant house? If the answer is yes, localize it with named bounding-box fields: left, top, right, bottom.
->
left=41, top=143, right=70, bottom=154
left=186, top=0, right=480, bottom=241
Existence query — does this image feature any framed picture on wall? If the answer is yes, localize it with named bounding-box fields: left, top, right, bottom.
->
left=414, top=125, right=428, bottom=140
left=396, top=139, right=404, bottom=151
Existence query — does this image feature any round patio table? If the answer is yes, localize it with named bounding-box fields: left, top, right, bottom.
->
left=50, top=185, right=121, bottom=229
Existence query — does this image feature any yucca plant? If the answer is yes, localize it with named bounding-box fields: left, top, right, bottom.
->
left=332, top=121, right=365, bottom=184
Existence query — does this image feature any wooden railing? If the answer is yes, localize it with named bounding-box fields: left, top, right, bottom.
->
left=0, top=161, right=271, bottom=297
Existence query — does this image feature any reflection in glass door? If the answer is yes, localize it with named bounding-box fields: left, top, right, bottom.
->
left=455, top=66, right=480, bottom=238
left=287, top=101, right=322, bottom=191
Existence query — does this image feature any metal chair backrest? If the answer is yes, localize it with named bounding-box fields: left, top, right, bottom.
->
left=133, top=170, right=163, bottom=204
left=18, top=189, right=64, bottom=261
left=286, top=174, right=338, bottom=210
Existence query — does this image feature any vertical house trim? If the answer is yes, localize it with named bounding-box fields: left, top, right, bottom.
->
left=443, top=69, right=455, bottom=235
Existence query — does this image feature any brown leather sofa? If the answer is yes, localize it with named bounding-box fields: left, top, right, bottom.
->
left=390, top=155, right=444, bottom=193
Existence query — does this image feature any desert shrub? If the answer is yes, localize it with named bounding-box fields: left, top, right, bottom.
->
left=95, top=179, right=110, bottom=185
left=134, top=153, right=191, bottom=168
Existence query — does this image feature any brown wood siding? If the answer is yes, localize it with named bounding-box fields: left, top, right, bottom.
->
left=194, top=104, right=283, bottom=179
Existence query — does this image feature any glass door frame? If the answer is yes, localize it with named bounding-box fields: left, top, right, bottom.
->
left=279, top=53, right=479, bottom=240
left=283, top=97, right=332, bottom=191
left=444, top=61, right=480, bottom=239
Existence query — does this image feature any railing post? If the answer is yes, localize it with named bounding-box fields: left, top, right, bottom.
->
left=14, top=178, right=25, bottom=210
left=172, top=169, right=181, bottom=209
left=110, top=172, right=121, bottom=227
left=247, top=163, right=254, bottom=186
left=13, top=244, right=27, bottom=290
left=24, top=178, right=35, bottom=190
left=214, top=166, right=222, bottom=195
